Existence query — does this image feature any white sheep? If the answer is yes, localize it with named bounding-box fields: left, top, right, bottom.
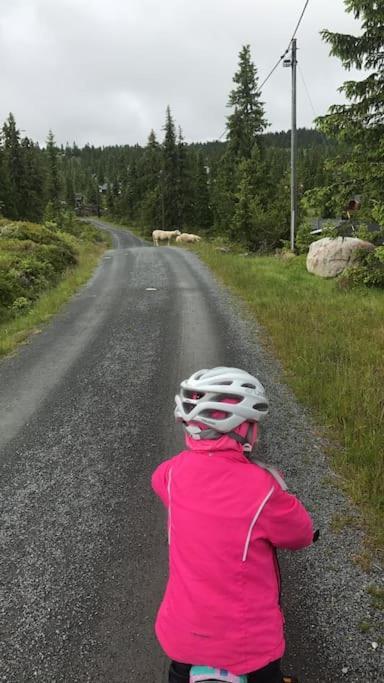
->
left=152, top=229, right=181, bottom=246
left=175, top=233, right=202, bottom=244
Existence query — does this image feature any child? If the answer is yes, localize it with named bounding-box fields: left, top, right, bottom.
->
left=152, top=367, right=315, bottom=683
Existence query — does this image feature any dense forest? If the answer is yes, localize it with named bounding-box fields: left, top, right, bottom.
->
left=0, top=0, right=383, bottom=251
left=0, top=107, right=336, bottom=251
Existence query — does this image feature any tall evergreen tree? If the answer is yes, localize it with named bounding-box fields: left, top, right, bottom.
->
left=140, top=130, right=161, bottom=190
left=137, top=130, right=162, bottom=231
left=211, top=151, right=237, bottom=235
left=212, top=46, right=269, bottom=243
left=317, top=1, right=384, bottom=219
left=162, top=106, right=179, bottom=226
left=226, top=45, right=268, bottom=159
left=45, top=130, right=61, bottom=212
left=2, top=113, right=25, bottom=219
left=65, top=173, right=76, bottom=209
left=20, top=138, right=45, bottom=221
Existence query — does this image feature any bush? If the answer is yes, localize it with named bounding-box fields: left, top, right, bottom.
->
left=340, top=247, right=384, bottom=288
left=0, top=219, right=78, bottom=322
left=0, top=221, right=69, bottom=247
left=354, top=223, right=384, bottom=247
left=11, top=297, right=31, bottom=314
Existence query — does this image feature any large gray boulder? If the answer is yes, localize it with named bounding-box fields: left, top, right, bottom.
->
left=306, top=237, right=375, bottom=278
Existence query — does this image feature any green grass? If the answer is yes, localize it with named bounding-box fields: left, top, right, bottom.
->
left=197, top=245, right=384, bottom=556
left=0, top=240, right=108, bottom=358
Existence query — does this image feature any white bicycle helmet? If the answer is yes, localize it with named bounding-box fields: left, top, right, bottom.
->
left=174, top=367, right=269, bottom=447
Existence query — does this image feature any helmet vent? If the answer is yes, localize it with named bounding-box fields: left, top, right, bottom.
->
left=183, top=389, right=204, bottom=400
left=253, top=402, right=269, bottom=411
left=200, top=408, right=230, bottom=420
left=217, top=393, right=241, bottom=404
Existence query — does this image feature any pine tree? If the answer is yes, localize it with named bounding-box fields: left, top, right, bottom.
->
left=162, top=106, right=179, bottom=227
left=137, top=130, right=163, bottom=231
left=226, top=45, right=268, bottom=159
left=106, top=184, right=115, bottom=215
left=0, top=135, right=10, bottom=217
left=212, top=46, right=269, bottom=242
left=140, top=130, right=161, bottom=191
left=2, top=113, right=25, bottom=219
left=317, top=1, right=384, bottom=218
left=65, top=173, right=76, bottom=209
left=231, top=159, right=256, bottom=244
left=20, top=138, right=45, bottom=221
left=45, top=130, right=61, bottom=213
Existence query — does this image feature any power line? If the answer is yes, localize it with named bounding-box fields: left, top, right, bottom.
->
left=260, top=0, right=311, bottom=91
left=291, top=0, right=311, bottom=42
left=258, top=47, right=290, bottom=91
left=217, top=0, right=312, bottom=141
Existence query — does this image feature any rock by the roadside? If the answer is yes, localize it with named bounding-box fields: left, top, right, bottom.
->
left=306, top=237, right=375, bottom=278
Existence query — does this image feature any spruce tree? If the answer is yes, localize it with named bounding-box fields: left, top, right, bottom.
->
left=212, top=46, right=269, bottom=244
left=137, top=130, right=163, bottom=231
left=317, top=1, right=384, bottom=218
left=162, top=106, right=179, bottom=227
left=2, top=113, right=25, bottom=219
left=45, top=130, right=61, bottom=213
left=65, top=173, right=76, bottom=209
left=226, top=45, right=268, bottom=159
left=20, top=138, right=45, bottom=221
left=211, top=152, right=237, bottom=235
left=141, top=130, right=161, bottom=191
left=0, top=135, right=10, bottom=217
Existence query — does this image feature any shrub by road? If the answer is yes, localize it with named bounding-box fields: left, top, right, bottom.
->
left=0, top=217, right=109, bottom=356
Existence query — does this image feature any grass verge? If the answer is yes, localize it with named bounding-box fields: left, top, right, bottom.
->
left=197, top=245, right=384, bottom=557
left=0, top=240, right=108, bottom=358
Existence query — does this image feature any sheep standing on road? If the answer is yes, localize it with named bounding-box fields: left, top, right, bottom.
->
left=175, top=233, right=202, bottom=244
left=152, top=229, right=181, bottom=246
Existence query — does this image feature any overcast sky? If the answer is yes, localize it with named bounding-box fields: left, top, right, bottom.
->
left=0, top=0, right=362, bottom=147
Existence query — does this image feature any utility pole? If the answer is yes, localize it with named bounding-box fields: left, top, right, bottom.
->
left=291, top=39, right=298, bottom=251
left=284, top=39, right=298, bottom=251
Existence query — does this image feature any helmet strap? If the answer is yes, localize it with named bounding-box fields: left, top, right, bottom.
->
left=183, top=424, right=222, bottom=440
left=183, top=422, right=255, bottom=453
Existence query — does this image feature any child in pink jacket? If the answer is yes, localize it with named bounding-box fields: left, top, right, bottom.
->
left=152, top=367, right=315, bottom=683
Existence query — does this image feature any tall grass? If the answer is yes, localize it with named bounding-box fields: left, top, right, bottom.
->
left=198, top=247, right=384, bottom=554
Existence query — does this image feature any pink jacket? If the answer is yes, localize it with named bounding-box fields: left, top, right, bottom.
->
left=152, top=434, right=314, bottom=675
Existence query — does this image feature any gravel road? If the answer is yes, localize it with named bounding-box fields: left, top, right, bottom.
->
left=0, top=221, right=382, bottom=682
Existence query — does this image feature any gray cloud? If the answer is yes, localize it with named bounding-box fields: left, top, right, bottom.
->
left=0, top=0, right=362, bottom=146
